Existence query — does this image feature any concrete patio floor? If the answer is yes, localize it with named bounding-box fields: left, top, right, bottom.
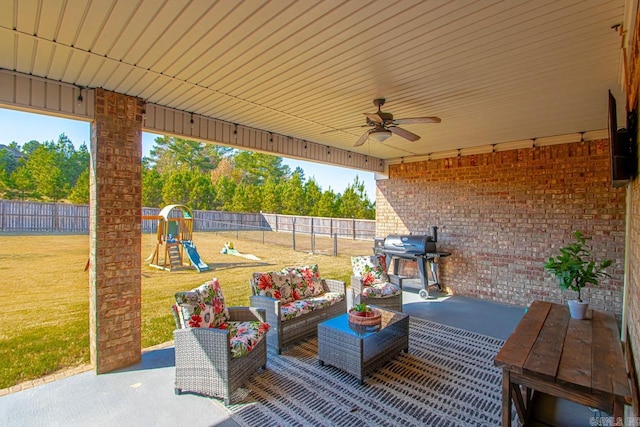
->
left=0, top=285, right=525, bottom=427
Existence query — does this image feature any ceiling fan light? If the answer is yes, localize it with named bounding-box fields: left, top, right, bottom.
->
left=370, top=129, right=392, bottom=143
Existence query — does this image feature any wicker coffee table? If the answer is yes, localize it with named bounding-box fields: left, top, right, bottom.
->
left=317, top=307, right=409, bottom=384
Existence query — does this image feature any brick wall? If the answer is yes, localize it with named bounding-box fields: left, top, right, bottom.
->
left=376, top=140, right=626, bottom=315
left=89, top=89, right=143, bottom=373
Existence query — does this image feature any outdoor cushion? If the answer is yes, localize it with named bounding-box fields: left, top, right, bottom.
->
left=224, top=320, right=270, bottom=359
left=280, top=300, right=315, bottom=321
left=282, top=263, right=321, bottom=278
left=175, top=278, right=230, bottom=328
left=287, top=270, right=325, bottom=298
left=252, top=271, right=294, bottom=303
left=303, top=292, right=345, bottom=309
left=351, top=254, right=390, bottom=283
left=280, top=292, right=344, bottom=321
left=362, top=282, right=402, bottom=298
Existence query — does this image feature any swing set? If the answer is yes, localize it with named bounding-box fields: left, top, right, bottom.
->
left=143, top=204, right=209, bottom=272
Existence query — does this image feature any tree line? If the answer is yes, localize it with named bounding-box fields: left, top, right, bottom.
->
left=0, top=134, right=375, bottom=219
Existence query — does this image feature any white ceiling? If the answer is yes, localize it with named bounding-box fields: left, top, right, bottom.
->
left=0, top=0, right=632, bottom=162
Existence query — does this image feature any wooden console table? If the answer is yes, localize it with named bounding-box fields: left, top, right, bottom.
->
left=494, top=300, right=631, bottom=426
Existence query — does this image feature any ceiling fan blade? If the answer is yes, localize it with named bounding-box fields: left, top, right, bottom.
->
left=393, top=117, right=441, bottom=125
left=389, top=126, right=420, bottom=142
left=353, top=130, right=371, bottom=147
left=364, top=112, right=384, bottom=123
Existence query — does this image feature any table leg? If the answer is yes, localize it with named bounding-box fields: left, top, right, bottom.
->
left=523, top=386, right=531, bottom=417
left=613, top=401, right=623, bottom=420
left=502, top=370, right=512, bottom=427
left=510, top=383, right=526, bottom=423
left=524, top=387, right=532, bottom=405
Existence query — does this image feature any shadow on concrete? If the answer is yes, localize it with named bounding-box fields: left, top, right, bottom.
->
left=107, top=347, right=176, bottom=374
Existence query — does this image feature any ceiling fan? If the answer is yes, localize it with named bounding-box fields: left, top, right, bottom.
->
left=353, top=98, right=441, bottom=147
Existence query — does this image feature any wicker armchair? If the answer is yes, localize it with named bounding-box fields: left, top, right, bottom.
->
left=351, top=255, right=403, bottom=312
left=173, top=279, right=268, bottom=405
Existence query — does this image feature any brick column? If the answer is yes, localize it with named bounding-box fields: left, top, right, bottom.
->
left=89, top=89, right=143, bottom=373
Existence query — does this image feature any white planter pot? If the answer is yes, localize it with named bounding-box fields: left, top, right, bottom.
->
left=567, top=300, right=588, bottom=319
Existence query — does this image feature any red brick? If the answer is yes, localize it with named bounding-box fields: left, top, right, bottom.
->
left=89, top=89, right=143, bottom=374
left=377, top=140, right=626, bottom=314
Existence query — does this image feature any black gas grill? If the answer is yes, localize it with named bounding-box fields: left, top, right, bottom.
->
left=383, top=234, right=437, bottom=257
left=378, top=227, right=451, bottom=299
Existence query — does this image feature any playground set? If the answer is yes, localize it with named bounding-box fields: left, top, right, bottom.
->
left=143, top=204, right=209, bottom=272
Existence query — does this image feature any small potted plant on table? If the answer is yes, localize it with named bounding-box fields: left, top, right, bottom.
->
left=543, top=231, right=612, bottom=319
left=348, top=303, right=382, bottom=325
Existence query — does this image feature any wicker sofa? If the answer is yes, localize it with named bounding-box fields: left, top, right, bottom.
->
left=171, top=278, right=269, bottom=405
left=249, top=264, right=346, bottom=354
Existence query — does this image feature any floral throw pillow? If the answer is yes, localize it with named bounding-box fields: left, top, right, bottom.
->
left=284, top=264, right=324, bottom=297
left=283, top=264, right=321, bottom=278
left=175, top=278, right=230, bottom=328
left=351, top=255, right=390, bottom=284
left=252, top=271, right=294, bottom=303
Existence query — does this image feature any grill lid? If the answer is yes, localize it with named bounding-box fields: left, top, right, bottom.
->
left=383, top=234, right=436, bottom=255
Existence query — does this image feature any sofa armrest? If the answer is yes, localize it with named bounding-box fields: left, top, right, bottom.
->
left=350, top=275, right=365, bottom=294
left=249, top=295, right=281, bottom=323
left=323, top=278, right=346, bottom=294
left=227, top=306, right=266, bottom=323
left=388, top=274, right=403, bottom=286
left=174, top=325, right=230, bottom=348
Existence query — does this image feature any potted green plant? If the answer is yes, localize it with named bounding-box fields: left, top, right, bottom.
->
left=350, top=303, right=372, bottom=317
left=543, top=231, right=612, bottom=319
left=348, top=303, right=382, bottom=326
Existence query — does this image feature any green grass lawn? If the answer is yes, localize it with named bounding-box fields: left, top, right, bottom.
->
left=0, top=232, right=370, bottom=389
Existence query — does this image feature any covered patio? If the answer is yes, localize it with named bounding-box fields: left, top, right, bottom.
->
left=0, top=290, right=527, bottom=426
left=1, top=0, right=639, bottom=423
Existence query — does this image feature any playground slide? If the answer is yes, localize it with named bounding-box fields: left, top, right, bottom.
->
left=182, top=241, right=210, bottom=272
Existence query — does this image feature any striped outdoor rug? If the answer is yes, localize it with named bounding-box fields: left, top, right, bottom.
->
left=227, top=317, right=506, bottom=427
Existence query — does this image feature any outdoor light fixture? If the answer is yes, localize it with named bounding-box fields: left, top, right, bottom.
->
left=369, top=128, right=392, bottom=143
left=76, top=88, right=83, bottom=107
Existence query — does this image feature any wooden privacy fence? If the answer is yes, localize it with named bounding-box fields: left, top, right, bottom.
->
left=0, top=199, right=90, bottom=232
left=0, top=200, right=376, bottom=240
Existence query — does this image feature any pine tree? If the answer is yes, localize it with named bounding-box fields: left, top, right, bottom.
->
left=142, top=166, right=164, bottom=208
left=260, top=177, right=282, bottom=213
left=339, top=176, right=374, bottom=219
left=316, top=189, right=338, bottom=217
left=23, top=145, right=69, bottom=201
left=188, top=172, right=215, bottom=210
left=304, top=178, right=323, bottom=216
left=234, top=151, right=290, bottom=185
left=281, top=171, right=306, bottom=215
left=214, top=176, right=237, bottom=210
left=68, top=169, right=90, bottom=204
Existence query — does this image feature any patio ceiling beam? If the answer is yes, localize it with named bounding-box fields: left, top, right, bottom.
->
left=0, top=69, right=384, bottom=174
left=142, top=103, right=384, bottom=173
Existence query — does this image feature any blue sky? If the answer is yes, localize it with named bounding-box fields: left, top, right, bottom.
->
left=0, top=108, right=376, bottom=199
